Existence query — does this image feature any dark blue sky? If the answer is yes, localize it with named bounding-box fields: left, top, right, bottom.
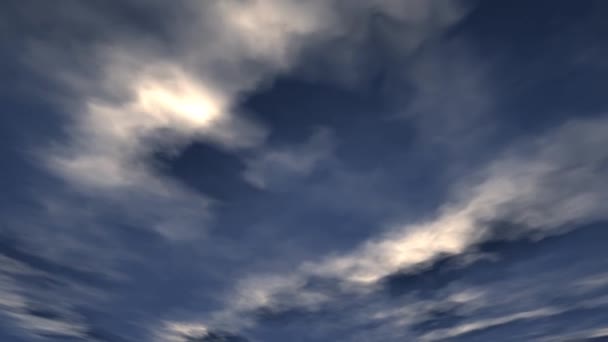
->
left=2, top=1, right=608, bottom=341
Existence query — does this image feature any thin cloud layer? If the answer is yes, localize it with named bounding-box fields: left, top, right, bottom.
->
left=31, top=0, right=467, bottom=239
left=196, top=115, right=608, bottom=335
left=242, top=127, right=334, bottom=189
left=3, top=0, right=608, bottom=341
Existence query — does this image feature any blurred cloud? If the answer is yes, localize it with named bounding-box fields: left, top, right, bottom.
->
left=196, top=115, right=608, bottom=335
left=0, top=241, right=108, bottom=340
left=243, top=127, right=334, bottom=189
left=6, top=0, right=608, bottom=341
left=18, top=0, right=469, bottom=240
left=419, top=308, right=562, bottom=341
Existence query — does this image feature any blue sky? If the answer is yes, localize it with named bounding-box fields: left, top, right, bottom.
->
left=1, top=1, right=608, bottom=341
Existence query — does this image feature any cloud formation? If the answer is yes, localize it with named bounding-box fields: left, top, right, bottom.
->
left=243, top=127, right=334, bottom=189
left=195, top=115, right=608, bottom=336
left=23, top=0, right=468, bottom=240
left=5, top=0, right=608, bottom=341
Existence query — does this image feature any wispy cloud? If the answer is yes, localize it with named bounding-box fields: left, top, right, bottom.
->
left=21, top=0, right=468, bottom=241
left=243, top=127, right=334, bottom=189
left=194, top=115, right=608, bottom=336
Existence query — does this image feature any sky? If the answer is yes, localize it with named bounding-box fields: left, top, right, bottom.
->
left=1, top=0, right=608, bottom=341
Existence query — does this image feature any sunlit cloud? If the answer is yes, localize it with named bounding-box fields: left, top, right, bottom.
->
left=199, top=116, right=608, bottom=332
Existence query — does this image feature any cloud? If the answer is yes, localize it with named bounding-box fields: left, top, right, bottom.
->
left=208, top=220, right=608, bottom=341
left=0, top=243, right=104, bottom=340
left=50, top=62, right=253, bottom=188
left=4, top=1, right=477, bottom=339
left=541, top=327, right=608, bottom=342
left=16, top=0, right=469, bottom=241
left=157, top=322, right=208, bottom=342
left=157, top=322, right=248, bottom=342
left=419, top=308, right=562, bottom=341
left=15, top=1, right=608, bottom=341
left=242, top=127, right=334, bottom=189
left=310, top=116, right=608, bottom=284
left=402, top=42, right=494, bottom=146
left=193, top=114, right=608, bottom=336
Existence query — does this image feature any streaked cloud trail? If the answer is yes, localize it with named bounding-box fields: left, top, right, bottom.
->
left=3, top=1, right=608, bottom=341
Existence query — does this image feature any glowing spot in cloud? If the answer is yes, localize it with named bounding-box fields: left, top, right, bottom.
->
left=135, top=70, right=226, bottom=132
left=50, top=64, right=234, bottom=190
left=42, top=0, right=465, bottom=241
left=158, top=322, right=209, bottom=342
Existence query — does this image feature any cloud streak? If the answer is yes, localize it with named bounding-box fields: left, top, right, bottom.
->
left=196, top=115, right=608, bottom=335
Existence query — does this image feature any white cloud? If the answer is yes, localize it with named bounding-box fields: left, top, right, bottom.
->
left=420, top=308, right=562, bottom=341
left=12, top=1, right=608, bottom=340
left=48, top=57, right=264, bottom=189
left=198, top=115, right=608, bottom=331
left=156, top=321, right=209, bottom=342
left=16, top=0, right=493, bottom=336
left=309, top=116, right=608, bottom=284
left=541, top=327, right=608, bottom=342
left=26, top=0, right=468, bottom=240
left=0, top=260, right=92, bottom=340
